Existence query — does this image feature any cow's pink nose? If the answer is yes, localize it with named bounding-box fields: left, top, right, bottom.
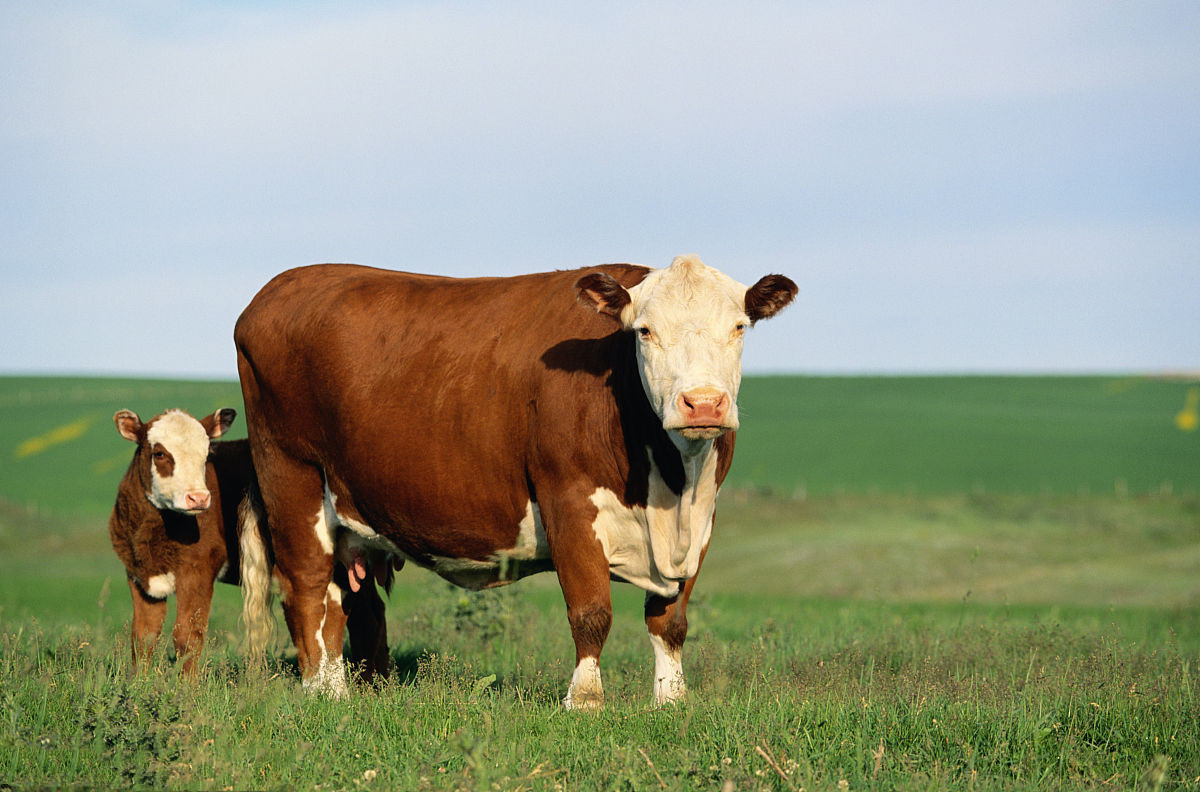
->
left=184, top=490, right=211, bottom=511
left=677, top=388, right=730, bottom=425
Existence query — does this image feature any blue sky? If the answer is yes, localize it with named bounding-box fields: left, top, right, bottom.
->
left=2, top=2, right=1197, bottom=378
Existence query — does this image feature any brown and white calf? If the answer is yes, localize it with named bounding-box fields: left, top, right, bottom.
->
left=235, top=254, right=796, bottom=704
left=108, top=407, right=255, bottom=674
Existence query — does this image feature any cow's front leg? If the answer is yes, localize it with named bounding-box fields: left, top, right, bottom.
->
left=546, top=499, right=613, bottom=710
left=644, top=544, right=708, bottom=705
left=560, top=574, right=612, bottom=710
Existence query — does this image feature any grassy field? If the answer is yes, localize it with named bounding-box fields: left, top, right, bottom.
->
left=1, top=375, right=1198, bottom=790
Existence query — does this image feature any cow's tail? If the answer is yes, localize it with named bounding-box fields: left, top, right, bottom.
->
left=238, top=480, right=275, bottom=666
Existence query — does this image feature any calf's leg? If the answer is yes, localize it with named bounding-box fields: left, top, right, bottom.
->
left=172, top=572, right=215, bottom=676
left=127, top=576, right=168, bottom=670
left=344, top=578, right=389, bottom=684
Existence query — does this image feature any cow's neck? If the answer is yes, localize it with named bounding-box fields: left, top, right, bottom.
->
left=673, top=441, right=717, bottom=568
left=646, top=437, right=720, bottom=583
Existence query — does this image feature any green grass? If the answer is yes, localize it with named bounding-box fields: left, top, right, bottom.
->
left=3, top=485, right=1198, bottom=790
left=2, top=575, right=1197, bottom=790
left=1, top=375, right=1198, bottom=790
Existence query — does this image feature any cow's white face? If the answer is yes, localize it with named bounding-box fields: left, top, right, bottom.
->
left=626, top=259, right=751, bottom=442
left=577, top=255, right=797, bottom=454
left=114, top=408, right=236, bottom=514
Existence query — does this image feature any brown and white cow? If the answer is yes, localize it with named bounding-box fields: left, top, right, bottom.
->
left=234, top=254, right=796, bottom=705
left=108, top=407, right=256, bottom=674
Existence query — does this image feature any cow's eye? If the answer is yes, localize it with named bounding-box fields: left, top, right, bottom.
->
left=152, top=451, right=167, bottom=461
left=637, top=326, right=652, bottom=340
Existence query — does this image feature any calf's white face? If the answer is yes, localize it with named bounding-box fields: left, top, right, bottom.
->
left=114, top=408, right=236, bottom=514
left=577, top=255, right=797, bottom=452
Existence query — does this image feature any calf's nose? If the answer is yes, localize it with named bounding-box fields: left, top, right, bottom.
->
left=677, top=388, right=730, bottom=425
left=184, top=490, right=211, bottom=511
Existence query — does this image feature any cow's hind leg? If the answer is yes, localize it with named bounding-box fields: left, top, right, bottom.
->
left=127, top=576, right=168, bottom=671
left=252, top=450, right=345, bottom=696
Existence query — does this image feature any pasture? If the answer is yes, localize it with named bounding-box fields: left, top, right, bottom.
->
left=1, top=374, right=1198, bottom=790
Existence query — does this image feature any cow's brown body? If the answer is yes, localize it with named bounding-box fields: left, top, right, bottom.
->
left=235, top=259, right=794, bottom=703
left=109, top=435, right=254, bottom=674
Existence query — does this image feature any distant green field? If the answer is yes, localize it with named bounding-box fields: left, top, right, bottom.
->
left=734, top=374, right=1200, bottom=497
left=1, top=374, right=1196, bottom=516
left=1, top=377, right=247, bottom=516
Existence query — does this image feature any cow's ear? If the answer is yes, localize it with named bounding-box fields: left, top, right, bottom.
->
left=114, top=410, right=143, bottom=443
left=575, top=273, right=632, bottom=325
left=745, top=274, right=798, bottom=323
left=202, top=408, right=237, bottom=439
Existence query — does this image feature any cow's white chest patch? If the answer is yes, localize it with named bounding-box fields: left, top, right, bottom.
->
left=588, top=446, right=719, bottom=598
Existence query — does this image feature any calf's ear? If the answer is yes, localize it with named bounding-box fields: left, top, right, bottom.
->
left=745, top=274, right=798, bottom=323
left=113, top=410, right=143, bottom=443
left=202, top=408, right=238, bottom=439
left=576, top=273, right=632, bottom=325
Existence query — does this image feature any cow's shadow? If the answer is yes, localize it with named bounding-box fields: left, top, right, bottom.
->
left=540, top=332, right=685, bottom=501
